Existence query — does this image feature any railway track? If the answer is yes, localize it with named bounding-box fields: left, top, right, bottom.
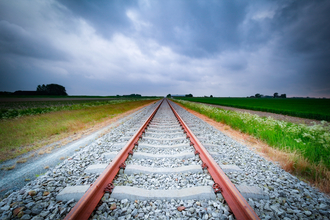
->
left=64, top=99, right=258, bottom=219
left=1, top=99, right=329, bottom=219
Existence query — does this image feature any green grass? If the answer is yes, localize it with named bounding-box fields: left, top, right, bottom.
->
left=177, top=97, right=330, bottom=121
left=0, top=99, right=158, bottom=162
left=175, top=100, right=330, bottom=170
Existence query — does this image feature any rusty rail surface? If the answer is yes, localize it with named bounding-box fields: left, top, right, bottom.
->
left=64, top=99, right=164, bottom=220
left=167, top=99, right=260, bottom=220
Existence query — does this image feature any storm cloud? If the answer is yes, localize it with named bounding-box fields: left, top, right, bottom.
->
left=0, top=0, right=329, bottom=97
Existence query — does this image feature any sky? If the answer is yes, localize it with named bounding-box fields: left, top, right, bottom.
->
left=0, top=0, right=330, bottom=97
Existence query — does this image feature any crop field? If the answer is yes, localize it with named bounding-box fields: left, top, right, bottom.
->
left=0, top=98, right=155, bottom=119
left=177, top=97, right=330, bottom=121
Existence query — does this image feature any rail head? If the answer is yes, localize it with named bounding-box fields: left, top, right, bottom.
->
left=167, top=99, right=260, bottom=220
left=64, top=99, right=164, bottom=220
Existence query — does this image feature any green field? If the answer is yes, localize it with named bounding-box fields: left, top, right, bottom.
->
left=177, top=97, right=330, bottom=121
left=0, top=97, right=159, bottom=119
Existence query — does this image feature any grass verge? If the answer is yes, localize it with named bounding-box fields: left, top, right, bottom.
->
left=175, top=99, right=330, bottom=193
left=0, top=99, right=158, bottom=162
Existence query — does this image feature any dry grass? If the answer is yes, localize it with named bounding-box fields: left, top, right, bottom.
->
left=1, top=164, right=16, bottom=170
left=176, top=102, right=330, bottom=195
left=242, top=131, right=330, bottom=193
left=0, top=99, right=157, bottom=162
left=16, top=158, right=27, bottom=163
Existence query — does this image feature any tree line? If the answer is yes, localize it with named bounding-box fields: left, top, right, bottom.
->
left=253, top=93, right=286, bottom=98
left=36, top=84, right=68, bottom=96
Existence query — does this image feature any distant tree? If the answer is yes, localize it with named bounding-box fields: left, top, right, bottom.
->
left=280, top=94, right=286, bottom=98
left=210, top=95, right=213, bottom=98
left=185, top=94, right=193, bottom=97
left=36, top=84, right=67, bottom=96
left=255, top=93, right=261, bottom=98
left=123, top=94, right=141, bottom=97
left=37, top=84, right=47, bottom=93
left=166, top=94, right=171, bottom=98
left=273, top=92, right=279, bottom=98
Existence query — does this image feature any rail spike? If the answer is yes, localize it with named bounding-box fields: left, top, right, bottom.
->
left=202, top=162, right=208, bottom=169
left=119, top=162, right=126, bottom=169
left=213, top=183, right=222, bottom=193
left=104, top=183, right=114, bottom=193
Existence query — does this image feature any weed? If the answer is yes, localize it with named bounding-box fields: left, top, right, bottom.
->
left=35, top=173, right=45, bottom=177
left=1, top=164, right=16, bottom=170
left=17, top=158, right=27, bottom=163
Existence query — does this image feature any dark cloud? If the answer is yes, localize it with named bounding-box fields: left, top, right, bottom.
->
left=0, top=20, right=68, bottom=61
left=273, top=1, right=330, bottom=54
left=57, top=0, right=138, bottom=37
left=134, top=1, right=249, bottom=58
left=56, top=0, right=250, bottom=58
left=270, top=1, right=330, bottom=96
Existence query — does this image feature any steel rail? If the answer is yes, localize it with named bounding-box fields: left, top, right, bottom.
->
left=167, top=99, right=260, bottom=220
left=64, top=99, right=164, bottom=220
